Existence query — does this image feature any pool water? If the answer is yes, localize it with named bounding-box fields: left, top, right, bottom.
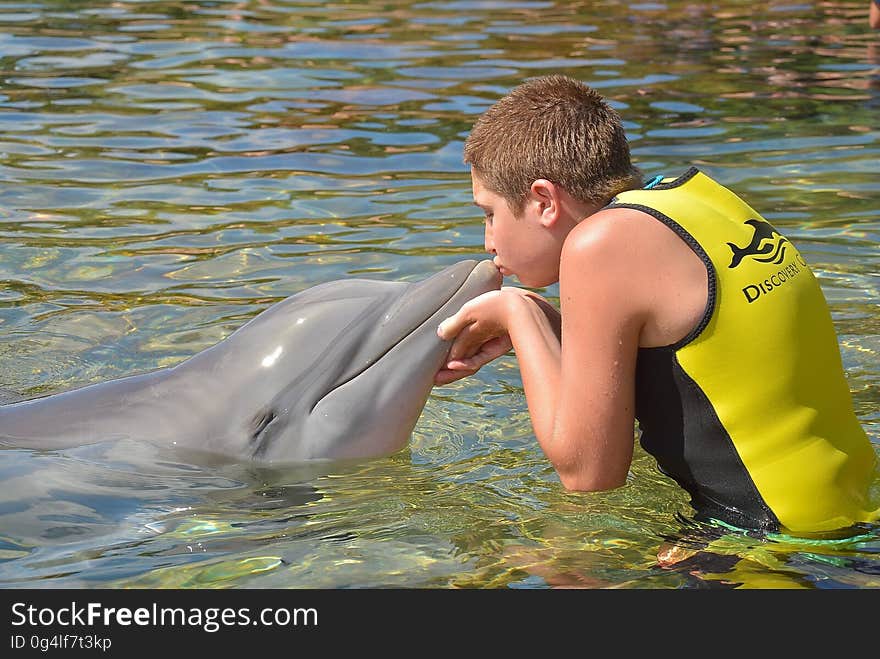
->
left=0, top=0, right=878, bottom=589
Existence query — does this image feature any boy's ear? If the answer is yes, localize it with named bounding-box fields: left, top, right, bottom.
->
left=530, top=179, right=560, bottom=227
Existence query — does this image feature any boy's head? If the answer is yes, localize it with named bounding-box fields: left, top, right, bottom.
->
left=464, top=75, right=641, bottom=213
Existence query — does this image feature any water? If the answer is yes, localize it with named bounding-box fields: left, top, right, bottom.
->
left=0, top=0, right=878, bottom=589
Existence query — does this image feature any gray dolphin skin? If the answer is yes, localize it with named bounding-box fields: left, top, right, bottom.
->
left=0, top=259, right=502, bottom=463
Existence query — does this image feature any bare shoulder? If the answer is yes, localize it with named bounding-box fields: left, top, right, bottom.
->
left=558, top=207, right=657, bottom=316
left=561, top=206, right=681, bottom=281
left=560, top=206, right=707, bottom=347
left=564, top=206, right=674, bottom=255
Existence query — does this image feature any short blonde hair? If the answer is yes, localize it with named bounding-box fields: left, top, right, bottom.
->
left=464, top=75, right=642, bottom=211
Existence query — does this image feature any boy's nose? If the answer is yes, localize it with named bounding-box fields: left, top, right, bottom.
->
left=484, top=224, right=495, bottom=254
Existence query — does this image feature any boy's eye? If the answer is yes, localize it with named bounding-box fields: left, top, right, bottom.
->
left=484, top=213, right=494, bottom=225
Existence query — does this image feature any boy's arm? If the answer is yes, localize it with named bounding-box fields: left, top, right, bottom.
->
left=437, top=209, right=648, bottom=492
left=543, top=214, right=644, bottom=490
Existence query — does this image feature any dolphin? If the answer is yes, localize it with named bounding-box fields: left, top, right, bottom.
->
left=0, top=259, right=501, bottom=463
left=727, top=218, right=789, bottom=268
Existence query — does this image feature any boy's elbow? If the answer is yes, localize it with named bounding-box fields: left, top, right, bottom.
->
left=556, top=467, right=626, bottom=493
left=545, top=427, right=633, bottom=492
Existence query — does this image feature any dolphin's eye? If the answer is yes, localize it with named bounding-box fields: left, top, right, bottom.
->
left=252, top=409, right=275, bottom=436
left=249, top=408, right=278, bottom=457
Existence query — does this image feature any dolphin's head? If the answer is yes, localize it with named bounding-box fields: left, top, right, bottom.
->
left=201, top=259, right=502, bottom=463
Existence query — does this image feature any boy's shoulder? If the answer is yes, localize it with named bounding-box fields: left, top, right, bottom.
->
left=561, top=204, right=704, bottom=292
left=564, top=205, right=671, bottom=258
left=560, top=204, right=708, bottom=347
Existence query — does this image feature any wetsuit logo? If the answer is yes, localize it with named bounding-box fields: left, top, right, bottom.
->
left=727, top=219, right=789, bottom=268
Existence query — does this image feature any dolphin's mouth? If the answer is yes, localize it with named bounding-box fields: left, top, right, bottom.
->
left=310, top=259, right=500, bottom=412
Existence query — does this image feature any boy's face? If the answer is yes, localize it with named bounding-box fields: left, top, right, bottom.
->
left=471, top=171, right=561, bottom=288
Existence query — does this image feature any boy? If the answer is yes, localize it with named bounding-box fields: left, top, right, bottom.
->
left=434, top=75, right=878, bottom=536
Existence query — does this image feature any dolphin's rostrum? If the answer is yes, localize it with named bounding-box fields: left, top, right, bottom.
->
left=0, top=260, right=502, bottom=463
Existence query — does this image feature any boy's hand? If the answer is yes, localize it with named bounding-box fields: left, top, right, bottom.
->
left=433, top=289, right=516, bottom=385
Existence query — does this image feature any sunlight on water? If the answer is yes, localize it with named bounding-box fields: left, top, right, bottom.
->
left=0, top=0, right=878, bottom=589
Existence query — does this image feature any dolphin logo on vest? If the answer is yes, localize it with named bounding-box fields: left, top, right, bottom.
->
left=727, top=219, right=789, bottom=269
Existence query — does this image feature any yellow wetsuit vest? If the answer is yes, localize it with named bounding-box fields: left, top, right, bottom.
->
left=607, top=167, right=878, bottom=534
